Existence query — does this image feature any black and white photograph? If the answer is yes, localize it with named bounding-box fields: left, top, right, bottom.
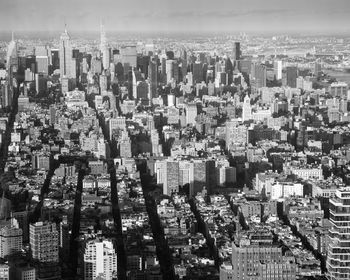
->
left=0, top=0, right=349, bottom=279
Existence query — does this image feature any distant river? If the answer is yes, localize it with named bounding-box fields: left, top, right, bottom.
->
left=325, top=70, right=350, bottom=85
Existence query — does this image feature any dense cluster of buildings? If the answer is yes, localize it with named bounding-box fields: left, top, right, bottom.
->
left=0, top=22, right=350, bottom=280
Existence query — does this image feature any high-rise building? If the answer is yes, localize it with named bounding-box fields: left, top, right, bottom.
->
left=327, top=187, right=350, bottom=280
left=166, top=161, right=179, bottom=195
left=29, top=221, right=59, bottom=263
left=166, top=60, right=174, bottom=84
left=118, top=130, right=132, bottom=158
left=0, top=219, right=22, bottom=258
left=286, top=66, right=298, bottom=88
left=148, top=60, right=158, bottom=100
left=36, top=56, right=49, bottom=75
left=251, top=62, right=266, bottom=88
left=83, top=239, right=117, bottom=280
left=233, top=42, right=241, bottom=61
left=192, top=61, right=203, bottom=83
left=121, top=46, right=137, bottom=69
left=274, top=60, right=282, bottom=80
left=242, top=94, right=252, bottom=121
left=6, top=32, right=18, bottom=72
left=100, top=23, right=110, bottom=70
left=59, top=216, right=70, bottom=259
left=59, top=26, right=73, bottom=79
left=314, top=60, right=322, bottom=77
left=186, top=103, right=197, bottom=125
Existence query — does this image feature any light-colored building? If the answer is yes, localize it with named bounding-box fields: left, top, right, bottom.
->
left=29, top=221, right=59, bottom=263
left=83, top=239, right=117, bottom=280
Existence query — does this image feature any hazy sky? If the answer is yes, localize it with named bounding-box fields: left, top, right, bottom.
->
left=1, top=0, right=350, bottom=34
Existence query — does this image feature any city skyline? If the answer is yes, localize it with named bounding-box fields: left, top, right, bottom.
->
left=1, top=0, right=350, bottom=34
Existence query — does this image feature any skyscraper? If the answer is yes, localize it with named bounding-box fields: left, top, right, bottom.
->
left=100, top=23, right=110, bottom=70
left=286, top=66, right=298, bottom=88
left=6, top=32, right=18, bottom=71
left=83, top=239, right=118, bottom=280
left=327, top=187, right=350, bottom=280
left=148, top=60, right=158, bottom=100
left=242, top=94, right=252, bottom=121
left=59, top=26, right=73, bottom=79
left=274, top=60, right=282, bottom=80
left=251, top=62, right=267, bottom=88
left=29, top=221, right=59, bottom=263
left=233, top=42, right=241, bottom=61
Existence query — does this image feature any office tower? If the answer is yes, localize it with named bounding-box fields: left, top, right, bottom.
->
left=166, top=51, right=175, bottom=60
left=166, top=161, right=179, bottom=195
left=242, top=94, right=252, bottom=121
left=251, top=62, right=267, bottom=88
left=36, top=56, right=49, bottom=74
left=192, top=61, right=203, bottom=83
left=274, top=60, right=282, bottom=80
left=35, top=73, right=47, bottom=95
left=51, top=49, right=59, bottom=72
left=25, top=55, right=36, bottom=73
left=150, top=129, right=162, bottom=156
left=314, top=60, right=322, bottom=77
left=100, top=72, right=108, bottom=92
left=29, top=221, right=59, bottom=263
left=59, top=26, right=73, bottom=79
left=192, top=160, right=207, bottom=196
left=173, top=60, right=179, bottom=82
left=327, top=187, right=350, bottom=280
left=83, top=239, right=117, bottom=280
left=186, top=103, right=197, bottom=125
left=24, top=68, right=34, bottom=82
left=233, top=42, right=241, bottom=61
left=166, top=59, right=174, bottom=83
left=100, top=23, right=110, bottom=70
left=119, top=130, right=132, bottom=158
left=286, top=66, right=298, bottom=88
left=148, top=60, right=158, bottom=99
left=6, top=32, right=18, bottom=71
left=0, top=218, right=22, bottom=258
left=0, top=81, right=12, bottom=108
left=121, top=46, right=137, bottom=69
left=49, top=105, right=56, bottom=125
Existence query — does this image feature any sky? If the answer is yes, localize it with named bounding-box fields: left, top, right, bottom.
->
left=1, top=0, right=350, bottom=34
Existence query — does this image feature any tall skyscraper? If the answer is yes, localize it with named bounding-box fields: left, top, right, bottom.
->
left=242, top=94, right=252, bottom=121
left=166, top=59, right=175, bottom=83
left=83, top=239, right=117, bottom=280
left=29, top=221, right=59, bottom=263
left=100, top=23, right=110, bottom=70
left=327, top=187, right=350, bottom=280
left=286, top=66, right=298, bottom=88
left=251, top=62, right=267, bottom=88
left=274, top=60, right=282, bottom=80
left=148, top=60, right=158, bottom=99
left=59, top=26, right=73, bottom=79
left=6, top=31, right=18, bottom=71
left=233, top=42, right=241, bottom=61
